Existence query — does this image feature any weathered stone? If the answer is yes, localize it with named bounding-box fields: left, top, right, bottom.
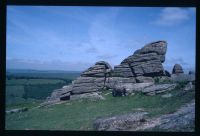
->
left=172, top=64, right=184, bottom=74
left=93, top=112, right=148, bottom=131
left=81, top=61, right=112, bottom=77
left=113, top=41, right=167, bottom=78
left=121, top=83, right=154, bottom=94
left=133, top=41, right=167, bottom=63
left=72, top=86, right=101, bottom=94
left=136, top=76, right=154, bottom=83
left=157, top=100, right=195, bottom=131
left=105, top=77, right=136, bottom=89
left=142, top=84, right=176, bottom=95
left=112, top=64, right=134, bottom=77
left=70, top=92, right=105, bottom=101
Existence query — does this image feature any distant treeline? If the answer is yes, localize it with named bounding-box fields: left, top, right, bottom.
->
left=6, top=75, right=73, bottom=83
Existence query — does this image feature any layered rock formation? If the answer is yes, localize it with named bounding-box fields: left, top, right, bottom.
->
left=113, top=41, right=167, bottom=78
left=44, top=40, right=181, bottom=104
left=71, top=61, right=112, bottom=94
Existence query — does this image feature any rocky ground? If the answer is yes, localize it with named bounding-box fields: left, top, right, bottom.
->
left=93, top=99, right=195, bottom=131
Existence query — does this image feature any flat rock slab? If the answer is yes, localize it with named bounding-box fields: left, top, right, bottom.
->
left=157, top=100, right=195, bottom=131
left=93, top=112, right=148, bottom=131
left=70, top=92, right=105, bottom=101
left=142, top=84, right=176, bottom=95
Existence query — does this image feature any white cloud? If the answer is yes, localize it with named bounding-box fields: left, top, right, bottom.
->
left=154, top=7, right=195, bottom=26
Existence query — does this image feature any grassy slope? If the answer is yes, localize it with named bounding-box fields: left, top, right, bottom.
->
left=6, top=85, right=195, bottom=130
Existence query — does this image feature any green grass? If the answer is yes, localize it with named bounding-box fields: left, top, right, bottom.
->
left=6, top=84, right=195, bottom=130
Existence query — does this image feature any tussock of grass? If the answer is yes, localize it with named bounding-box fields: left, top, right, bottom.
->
left=6, top=82, right=194, bottom=130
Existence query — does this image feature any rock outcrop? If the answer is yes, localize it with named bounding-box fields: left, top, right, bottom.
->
left=172, top=64, right=184, bottom=74
left=44, top=40, right=195, bottom=104
left=113, top=41, right=167, bottom=78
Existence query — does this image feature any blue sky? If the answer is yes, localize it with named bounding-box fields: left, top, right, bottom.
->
left=6, top=6, right=196, bottom=72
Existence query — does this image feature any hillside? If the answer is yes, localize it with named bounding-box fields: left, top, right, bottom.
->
left=5, top=41, right=195, bottom=131
left=6, top=81, right=194, bottom=130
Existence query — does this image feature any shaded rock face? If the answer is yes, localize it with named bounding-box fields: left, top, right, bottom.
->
left=172, top=64, right=184, bottom=74
left=164, top=70, right=171, bottom=77
left=113, top=41, right=167, bottom=78
left=48, top=85, right=72, bottom=102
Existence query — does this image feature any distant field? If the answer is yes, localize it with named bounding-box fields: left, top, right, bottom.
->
left=6, top=79, right=66, bottom=85
left=5, top=70, right=80, bottom=106
left=6, top=71, right=81, bottom=80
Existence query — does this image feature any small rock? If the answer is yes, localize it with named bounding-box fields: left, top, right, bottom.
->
left=161, top=93, right=172, bottom=98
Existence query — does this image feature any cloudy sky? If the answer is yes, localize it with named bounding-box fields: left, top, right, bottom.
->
left=6, top=6, right=196, bottom=72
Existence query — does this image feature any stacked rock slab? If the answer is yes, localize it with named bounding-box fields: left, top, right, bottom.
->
left=113, top=41, right=167, bottom=78
left=71, top=61, right=112, bottom=94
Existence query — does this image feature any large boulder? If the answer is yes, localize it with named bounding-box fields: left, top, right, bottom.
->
left=71, top=61, right=112, bottom=94
left=113, top=41, right=167, bottom=78
left=48, top=85, right=73, bottom=101
left=81, top=61, right=112, bottom=77
left=172, top=64, right=184, bottom=74
left=134, top=41, right=167, bottom=63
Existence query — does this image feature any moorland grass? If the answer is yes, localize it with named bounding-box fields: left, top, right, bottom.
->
left=6, top=83, right=195, bottom=130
